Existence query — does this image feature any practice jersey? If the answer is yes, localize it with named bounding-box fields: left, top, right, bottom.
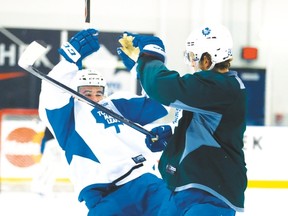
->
left=38, top=60, right=169, bottom=201
left=137, top=56, right=247, bottom=212
left=40, top=127, right=54, bottom=154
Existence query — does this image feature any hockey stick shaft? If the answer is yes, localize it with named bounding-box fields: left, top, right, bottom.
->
left=18, top=41, right=156, bottom=138
left=85, top=0, right=90, bottom=23
left=84, top=0, right=91, bottom=29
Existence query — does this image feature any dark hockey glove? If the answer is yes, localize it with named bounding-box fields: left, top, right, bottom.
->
left=58, top=28, right=100, bottom=69
left=145, top=125, right=172, bottom=152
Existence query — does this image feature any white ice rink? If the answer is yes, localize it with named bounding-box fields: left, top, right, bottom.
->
left=0, top=188, right=288, bottom=216
left=0, top=190, right=88, bottom=216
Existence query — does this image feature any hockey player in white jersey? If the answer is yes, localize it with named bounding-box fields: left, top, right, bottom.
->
left=38, top=29, right=175, bottom=215
left=31, top=127, right=64, bottom=196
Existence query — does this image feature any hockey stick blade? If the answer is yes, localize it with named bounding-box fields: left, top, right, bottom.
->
left=18, top=40, right=48, bottom=67
left=18, top=41, right=156, bottom=138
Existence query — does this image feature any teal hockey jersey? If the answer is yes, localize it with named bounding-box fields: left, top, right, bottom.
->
left=137, top=56, right=247, bottom=212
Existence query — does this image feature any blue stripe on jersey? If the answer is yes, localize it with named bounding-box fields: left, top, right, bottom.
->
left=168, top=100, right=223, bottom=163
left=111, top=97, right=168, bottom=125
left=227, top=71, right=245, bottom=89
left=46, top=98, right=99, bottom=164
left=180, top=112, right=221, bottom=163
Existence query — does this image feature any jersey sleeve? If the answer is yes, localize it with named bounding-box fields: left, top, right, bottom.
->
left=137, top=56, right=241, bottom=113
left=38, top=60, right=78, bottom=151
left=109, top=91, right=169, bottom=126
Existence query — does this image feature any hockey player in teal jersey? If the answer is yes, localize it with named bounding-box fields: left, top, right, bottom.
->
left=38, top=29, right=176, bottom=216
left=119, top=24, right=247, bottom=215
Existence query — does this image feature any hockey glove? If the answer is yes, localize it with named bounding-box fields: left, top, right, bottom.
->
left=145, top=125, right=172, bottom=152
left=117, top=33, right=140, bottom=71
left=58, top=28, right=100, bottom=69
left=125, top=32, right=166, bottom=62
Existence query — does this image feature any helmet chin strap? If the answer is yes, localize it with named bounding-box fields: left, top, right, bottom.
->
left=194, top=61, right=201, bottom=72
left=208, top=62, right=215, bottom=70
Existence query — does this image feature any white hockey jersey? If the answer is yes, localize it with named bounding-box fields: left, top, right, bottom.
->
left=38, top=60, right=169, bottom=201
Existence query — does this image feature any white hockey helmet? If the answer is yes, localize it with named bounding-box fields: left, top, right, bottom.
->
left=72, top=69, right=106, bottom=91
left=185, top=24, right=233, bottom=68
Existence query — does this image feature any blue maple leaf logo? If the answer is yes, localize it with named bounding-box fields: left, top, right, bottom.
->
left=92, top=109, right=123, bottom=133
left=202, top=27, right=211, bottom=36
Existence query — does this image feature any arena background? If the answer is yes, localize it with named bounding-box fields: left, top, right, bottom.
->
left=1, top=0, right=288, bottom=215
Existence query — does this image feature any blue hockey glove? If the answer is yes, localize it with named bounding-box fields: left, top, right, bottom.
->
left=58, top=28, right=100, bottom=69
left=117, top=33, right=140, bottom=71
left=125, top=32, right=166, bottom=62
left=117, top=47, right=135, bottom=71
left=145, top=125, right=172, bottom=152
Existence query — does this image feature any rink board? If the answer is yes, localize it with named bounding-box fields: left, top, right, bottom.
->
left=0, top=110, right=288, bottom=188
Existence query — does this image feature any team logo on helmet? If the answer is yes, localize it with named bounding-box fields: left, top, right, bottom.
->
left=202, top=27, right=211, bottom=36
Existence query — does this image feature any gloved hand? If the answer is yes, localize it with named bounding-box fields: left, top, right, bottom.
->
left=145, top=125, right=172, bottom=152
left=124, top=32, right=166, bottom=62
left=117, top=33, right=140, bottom=71
left=58, top=28, right=100, bottom=69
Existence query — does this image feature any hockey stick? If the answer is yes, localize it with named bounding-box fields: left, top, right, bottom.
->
left=84, top=0, right=91, bottom=29
left=85, top=0, right=90, bottom=24
left=18, top=41, right=157, bottom=138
